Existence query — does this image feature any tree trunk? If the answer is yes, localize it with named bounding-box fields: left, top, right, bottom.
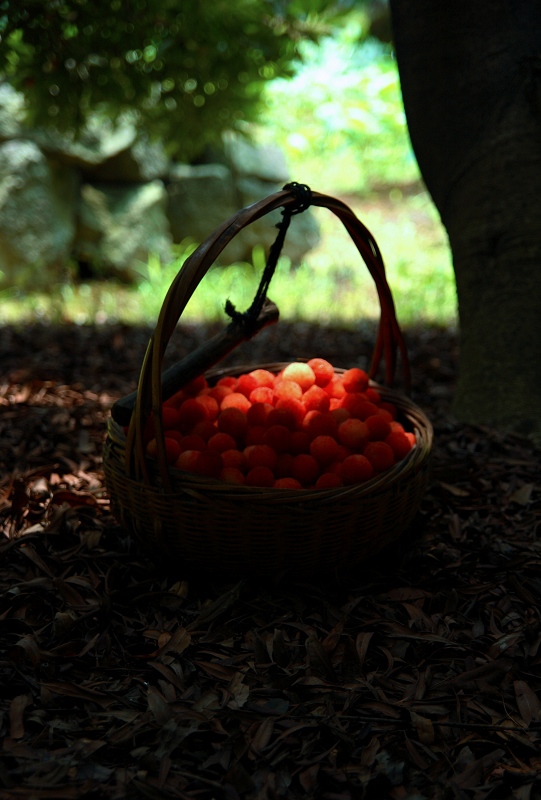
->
left=389, top=0, right=541, bottom=439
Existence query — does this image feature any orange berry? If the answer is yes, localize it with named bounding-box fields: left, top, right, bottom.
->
left=220, top=467, right=246, bottom=485
left=307, top=358, right=334, bottom=387
left=365, top=415, right=392, bottom=441
left=273, top=477, right=302, bottom=489
left=246, top=444, right=278, bottom=471
left=221, top=449, right=248, bottom=471
left=220, top=392, right=251, bottom=414
left=217, top=407, right=248, bottom=440
left=337, top=419, right=370, bottom=450
left=363, top=442, right=395, bottom=472
left=315, top=473, right=343, bottom=489
left=263, top=425, right=291, bottom=453
left=342, top=368, right=369, bottom=394
left=303, top=385, right=331, bottom=413
left=291, top=454, right=320, bottom=486
left=385, top=431, right=413, bottom=460
left=246, top=466, right=275, bottom=487
left=342, top=454, right=374, bottom=485
left=183, top=375, right=208, bottom=396
left=208, top=432, right=237, bottom=453
left=247, top=402, right=273, bottom=427
left=178, top=434, right=207, bottom=453
left=249, top=386, right=274, bottom=405
left=282, top=362, right=316, bottom=392
left=310, top=435, right=341, bottom=466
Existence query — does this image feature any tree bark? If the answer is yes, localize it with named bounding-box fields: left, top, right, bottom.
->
left=389, top=0, right=541, bottom=439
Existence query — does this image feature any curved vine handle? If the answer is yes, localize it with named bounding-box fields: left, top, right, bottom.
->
left=124, top=187, right=410, bottom=488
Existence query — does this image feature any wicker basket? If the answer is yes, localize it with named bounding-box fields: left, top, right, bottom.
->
left=103, top=187, right=433, bottom=578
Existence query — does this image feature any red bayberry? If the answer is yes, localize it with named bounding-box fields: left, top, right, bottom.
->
left=291, top=454, right=320, bottom=486
left=195, top=394, right=219, bottom=421
left=315, top=473, right=343, bottom=489
left=303, top=385, right=331, bottom=413
left=263, top=424, right=291, bottom=453
left=221, top=449, right=248, bottom=471
left=208, top=432, right=237, bottom=453
left=385, top=431, right=413, bottom=460
left=365, top=415, right=392, bottom=441
left=183, top=375, right=208, bottom=396
left=177, top=399, right=208, bottom=433
left=282, top=362, right=316, bottom=392
left=249, top=386, right=274, bottom=405
left=245, top=425, right=266, bottom=445
left=342, top=368, right=369, bottom=393
left=274, top=379, right=303, bottom=402
left=220, top=392, right=251, bottom=414
left=324, top=376, right=346, bottom=399
left=274, top=477, right=302, bottom=489
left=307, top=358, right=334, bottom=387
left=303, top=411, right=339, bottom=440
left=191, top=420, right=219, bottom=441
left=342, top=454, right=374, bottom=484
left=247, top=402, right=273, bottom=427
left=310, top=435, right=341, bottom=466
left=246, top=444, right=278, bottom=471
left=246, top=466, right=275, bottom=487
left=237, top=373, right=259, bottom=398
left=275, top=452, right=295, bottom=478
left=217, top=407, right=248, bottom=440
left=220, top=467, right=246, bottom=485
left=178, top=434, right=207, bottom=453
left=249, top=368, right=275, bottom=388
left=338, top=419, right=370, bottom=450
left=363, top=441, right=395, bottom=472
left=273, top=399, right=305, bottom=428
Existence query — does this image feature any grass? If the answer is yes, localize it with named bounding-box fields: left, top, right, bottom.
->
left=0, top=28, right=457, bottom=330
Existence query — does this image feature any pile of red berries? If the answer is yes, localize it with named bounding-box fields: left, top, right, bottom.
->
left=140, top=359, right=415, bottom=489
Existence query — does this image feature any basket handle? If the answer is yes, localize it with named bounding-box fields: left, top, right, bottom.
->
left=125, top=187, right=410, bottom=488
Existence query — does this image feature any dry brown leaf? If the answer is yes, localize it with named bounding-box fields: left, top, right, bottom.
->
left=514, top=680, right=541, bottom=726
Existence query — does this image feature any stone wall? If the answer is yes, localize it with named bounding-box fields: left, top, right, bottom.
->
left=0, top=86, right=319, bottom=286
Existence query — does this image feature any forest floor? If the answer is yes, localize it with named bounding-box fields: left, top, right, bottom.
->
left=1, top=320, right=541, bottom=800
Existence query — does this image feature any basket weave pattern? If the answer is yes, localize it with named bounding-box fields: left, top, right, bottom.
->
left=103, top=189, right=433, bottom=577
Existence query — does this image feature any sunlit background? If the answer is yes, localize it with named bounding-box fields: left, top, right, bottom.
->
left=0, top=5, right=456, bottom=329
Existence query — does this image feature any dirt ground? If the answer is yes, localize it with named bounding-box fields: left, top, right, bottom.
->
left=1, top=319, right=541, bottom=799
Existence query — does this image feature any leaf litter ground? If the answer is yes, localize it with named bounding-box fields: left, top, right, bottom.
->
left=1, top=320, right=540, bottom=800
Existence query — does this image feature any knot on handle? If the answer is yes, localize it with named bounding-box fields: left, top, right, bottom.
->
left=225, top=182, right=312, bottom=336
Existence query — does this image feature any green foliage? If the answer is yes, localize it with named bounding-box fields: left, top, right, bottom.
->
left=0, top=0, right=354, bottom=159
left=258, top=14, right=418, bottom=192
